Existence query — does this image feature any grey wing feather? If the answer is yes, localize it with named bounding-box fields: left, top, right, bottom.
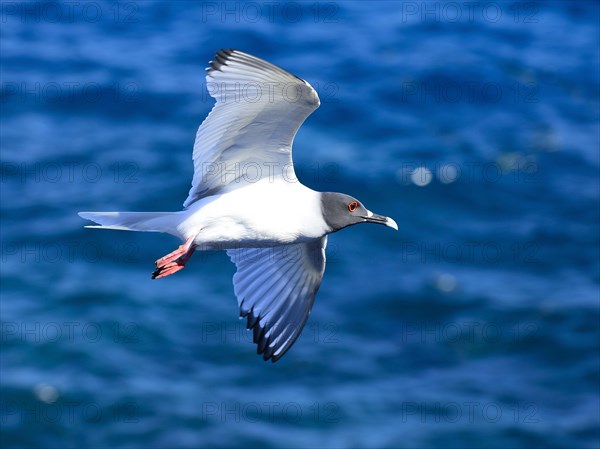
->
left=227, top=237, right=327, bottom=362
left=184, top=49, right=320, bottom=207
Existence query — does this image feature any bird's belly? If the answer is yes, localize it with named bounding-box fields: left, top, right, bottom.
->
left=178, top=182, right=327, bottom=250
left=197, top=224, right=302, bottom=249
left=190, top=215, right=318, bottom=250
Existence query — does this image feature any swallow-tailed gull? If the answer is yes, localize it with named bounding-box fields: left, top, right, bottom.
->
left=79, top=49, right=397, bottom=362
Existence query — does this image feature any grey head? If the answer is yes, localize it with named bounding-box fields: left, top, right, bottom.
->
left=320, top=192, right=398, bottom=233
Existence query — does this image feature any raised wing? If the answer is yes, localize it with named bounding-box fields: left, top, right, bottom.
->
left=184, top=49, right=320, bottom=208
left=227, top=237, right=327, bottom=362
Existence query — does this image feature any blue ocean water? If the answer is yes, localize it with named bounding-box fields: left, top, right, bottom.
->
left=1, top=1, right=599, bottom=448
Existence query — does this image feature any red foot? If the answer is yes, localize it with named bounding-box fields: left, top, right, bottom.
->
left=155, top=236, right=195, bottom=268
left=152, top=236, right=196, bottom=279
left=152, top=261, right=186, bottom=279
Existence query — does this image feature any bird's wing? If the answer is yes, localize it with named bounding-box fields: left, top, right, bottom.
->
left=184, top=49, right=320, bottom=208
left=227, top=237, right=327, bottom=362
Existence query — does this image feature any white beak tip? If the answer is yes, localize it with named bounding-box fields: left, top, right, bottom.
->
left=385, top=217, right=398, bottom=231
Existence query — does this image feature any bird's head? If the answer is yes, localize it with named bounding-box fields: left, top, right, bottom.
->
left=320, top=192, right=398, bottom=233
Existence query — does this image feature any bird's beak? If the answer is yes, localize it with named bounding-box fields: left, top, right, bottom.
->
left=362, top=211, right=398, bottom=230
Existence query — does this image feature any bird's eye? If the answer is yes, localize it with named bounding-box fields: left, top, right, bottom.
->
left=348, top=201, right=358, bottom=212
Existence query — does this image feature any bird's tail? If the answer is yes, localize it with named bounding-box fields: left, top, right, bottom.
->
left=78, top=211, right=181, bottom=236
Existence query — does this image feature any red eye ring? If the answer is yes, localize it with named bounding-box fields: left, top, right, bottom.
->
left=348, top=201, right=359, bottom=212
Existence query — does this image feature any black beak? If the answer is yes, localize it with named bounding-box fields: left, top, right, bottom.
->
left=362, top=211, right=398, bottom=230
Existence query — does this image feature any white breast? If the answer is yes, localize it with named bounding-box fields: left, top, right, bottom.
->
left=176, top=178, right=328, bottom=249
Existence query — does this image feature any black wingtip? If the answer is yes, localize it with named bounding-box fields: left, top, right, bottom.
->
left=244, top=311, right=285, bottom=363
left=216, top=48, right=237, bottom=62
left=246, top=308, right=258, bottom=329
left=208, top=49, right=243, bottom=73
left=253, top=322, right=266, bottom=345
left=215, top=52, right=228, bottom=66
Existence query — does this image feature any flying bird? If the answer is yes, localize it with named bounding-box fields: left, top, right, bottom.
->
left=79, top=49, right=397, bottom=362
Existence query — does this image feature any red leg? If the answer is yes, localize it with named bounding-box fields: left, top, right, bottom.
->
left=152, top=236, right=196, bottom=279
left=155, top=236, right=195, bottom=269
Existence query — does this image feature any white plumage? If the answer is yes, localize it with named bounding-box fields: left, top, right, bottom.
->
left=79, top=49, right=397, bottom=362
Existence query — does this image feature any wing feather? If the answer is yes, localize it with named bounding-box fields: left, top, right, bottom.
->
left=184, top=49, right=320, bottom=207
left=227, top=237, right=327, bottom=362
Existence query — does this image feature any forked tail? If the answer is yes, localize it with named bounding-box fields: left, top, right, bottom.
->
left=78, top=211, right=181, bottom=236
